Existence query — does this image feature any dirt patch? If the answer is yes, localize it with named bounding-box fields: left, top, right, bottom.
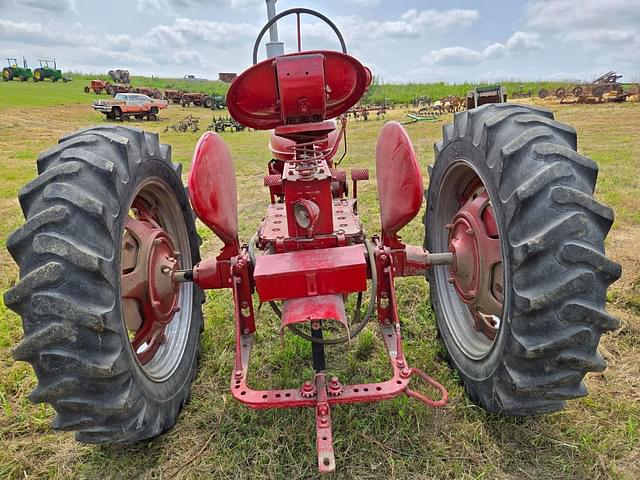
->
left=607, top=224, right=640, bottom=313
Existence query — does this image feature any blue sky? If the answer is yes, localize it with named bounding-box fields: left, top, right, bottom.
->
left=1, top=0, right=638, bottom=83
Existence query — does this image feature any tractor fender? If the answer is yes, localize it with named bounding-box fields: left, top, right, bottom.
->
left=375, top=121, right=423, bottom=240
left=188, top=132, right=239, bottom=248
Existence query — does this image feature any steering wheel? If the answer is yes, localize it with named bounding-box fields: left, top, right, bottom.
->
left=252, top=8, right=348, bottom=65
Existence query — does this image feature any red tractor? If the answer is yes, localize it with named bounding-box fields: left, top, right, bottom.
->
left=5, top=9, right=620, bottom=474
left=84, top=79, right=111, bottom=95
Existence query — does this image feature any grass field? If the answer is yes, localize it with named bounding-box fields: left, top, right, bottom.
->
left=0, top=80, right=639, bottom=479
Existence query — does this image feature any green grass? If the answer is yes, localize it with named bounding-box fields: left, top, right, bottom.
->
left=0, top=81, right=639, bottom=479
left=0, top=73, right=230, bottom=109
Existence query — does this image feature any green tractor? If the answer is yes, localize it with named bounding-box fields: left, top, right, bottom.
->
left=33, top=59, right=67, bottom=82
left=2, top=57, right=33, bottom=82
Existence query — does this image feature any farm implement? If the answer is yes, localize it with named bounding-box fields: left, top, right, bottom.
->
left=4, top=7, right=621, bottom=474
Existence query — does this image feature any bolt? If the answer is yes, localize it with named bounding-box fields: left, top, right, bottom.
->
left=396, top=359, right=405, bottom=369
left=318, top=404, right=329, bottom=416
left=241, top=301, right=249, bottom=308
left=234, top=369, right=243, bottom=379
left=445, top=223, right=454, bottom=230
left=242, top=327, right=250, bottom=335
left=152, top=300, right=160, bottom=308
left=172, top=306, right=181, bottom=313
left=158, top=333, right=167, bottom=344
left=153, top=238, right=162, bottom=246
left=311, top=321, right=321, bottom=331
left=380, top=254, right=388, bottom=263
left=380, top=292, right=388, bottom=299
left=400, top=367, right=411, bottom=378
left=302, top=381, right=314, bottom=391
left=466, top=228, right=475, bottom=236
left=448, top=276, right=455, bottom=284
left=173, top=251, right=182, bottom=259
left=161, top=265, right=171, bottom=275
left=382, top=318, right=391, bottom=325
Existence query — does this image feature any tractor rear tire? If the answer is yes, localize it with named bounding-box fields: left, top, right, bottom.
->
left=425, top=104, right=620, bottom=415
left=3, top=67, right=14, bottom=81
left=84, top=86, right=90, bottom=93
left=203, top=96, right=213, bottom=109
left=538, top=88, right=548, bottom=99
left=4, top=126, right=203, bottom=443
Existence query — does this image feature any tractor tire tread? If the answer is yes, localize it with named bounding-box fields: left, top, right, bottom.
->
left=4, top=125, right=203, bottom=443
left=426, top=104, right=619, bottom=415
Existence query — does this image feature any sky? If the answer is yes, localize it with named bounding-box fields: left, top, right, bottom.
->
left=1, top=0, right=639, bottom=83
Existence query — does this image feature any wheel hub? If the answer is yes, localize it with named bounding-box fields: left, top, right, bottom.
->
left=447, top=187, right=503, bottom=340
left=121, top=199, right=181, bottom=364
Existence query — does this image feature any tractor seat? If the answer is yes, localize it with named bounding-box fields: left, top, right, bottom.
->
left=269, top=120, right=342, bottom=162
left=227, top=50, right=371, bottom=130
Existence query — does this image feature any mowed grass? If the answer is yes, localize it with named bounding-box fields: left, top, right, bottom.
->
left=0, top=81, right=639, bottom=479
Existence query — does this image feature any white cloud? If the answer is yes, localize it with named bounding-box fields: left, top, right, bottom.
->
left=136, top=0, right=261, bottom=11
left=345, top=0, right=381, bottom=7
left=506, top=31, right=543, bottom=50
left=424, top=31, right=543, bottom=66
left=523, top=0, right=640, bottom=47
left=400, top=8, right=480, bottom=32
left=300, top=8, right=480, bottom=44
left=0, top=19, right=88, bottom=46
left=7, top=0, right=76, bottom=13
left=134, top=18, right=256, bottom=50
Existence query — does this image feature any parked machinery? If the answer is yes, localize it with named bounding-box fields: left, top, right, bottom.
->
left=132, top=86, right=163, bottom=99
left=32, top=59, right=67, bottom=82
left=84, top=79, right=111, bottom=94
left=2, top=57, right=32, bottom=82
left=181, top=92, right=214, bottom=108
left=465, top=84, right=507, bottom=109
left=5, top=7, right=620, bottom=475
left=563, top=71, right=624, bottom=98
left=108, top=69, right=130, bottom=84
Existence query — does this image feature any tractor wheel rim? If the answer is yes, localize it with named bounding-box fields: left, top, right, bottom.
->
left=433, top=161, right=505, bottom=359
left=121, top=178, right=193, bottom=381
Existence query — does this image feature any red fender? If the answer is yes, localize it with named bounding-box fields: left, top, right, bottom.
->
left=375, top=121, right=423, bottom=240
left=188, top=132, right=239, bottom=248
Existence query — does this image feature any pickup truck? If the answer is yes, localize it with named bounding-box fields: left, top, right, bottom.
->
left=93, top=93, right=168, bottom=121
